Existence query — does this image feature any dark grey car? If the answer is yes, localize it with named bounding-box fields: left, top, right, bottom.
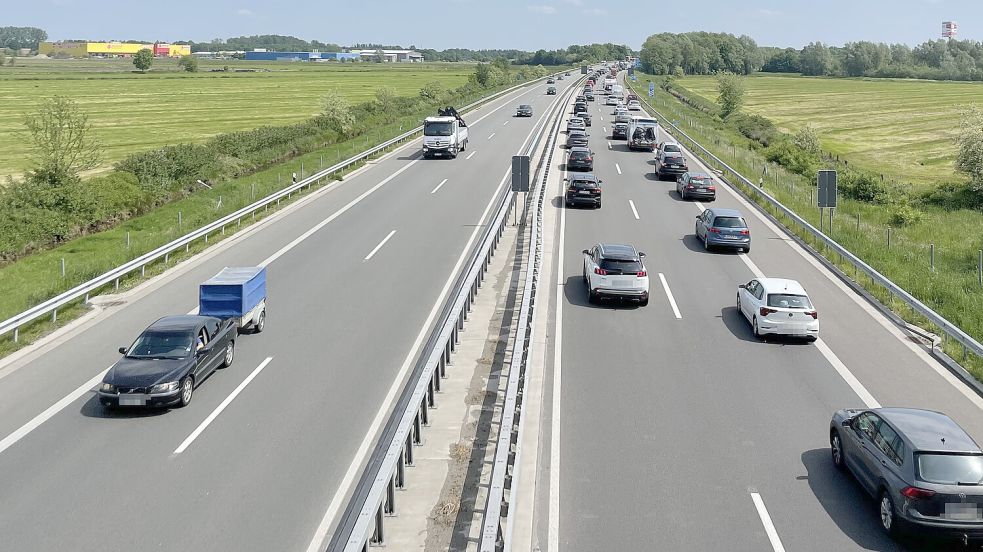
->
left=695, top=208, right=750, bottom=252
left=830, top=408, right=983, bottom=543
left=676, top=172, right=716, bottom=201
left=566, top=130, right=589, bottom=148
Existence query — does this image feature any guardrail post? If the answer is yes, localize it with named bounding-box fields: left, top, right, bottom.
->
left=433, top=367, right=441, bottom=393
left=930, top=243, right=935, bottom=272
left=421, top=397, right=430, bottom=425
left=439, top=355, right=446, bottom=378
left=370, top=505, right=384, bottom=544
left=141, top=265, right=145, bottom=277
left=406, top=433, right=415, bottom=464
left=114, top=278, right=119, bottom=291
left=428, top=374, right=436, bottom=406
left=413, top=412, right=422, bottom=445
left=978, top=250, right=982, bottom=287
left=52, top=309, right=57, bottom=323
left=396, top=448, right=406, bottom=488
left=13, top=327, right=18, bottom=342
left=385, top=475, right=396, bottom=515
left=165, top=252, right=169, bottom=264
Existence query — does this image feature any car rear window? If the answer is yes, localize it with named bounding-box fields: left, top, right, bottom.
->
left=570, top=151, right=590, bottom=159
left=663, top=144, right=681, bottom=153
left=712, top=216, right=746, bottom=228
left=766, top=294, right=813, bottom=309
left=600, top=259, right=642, bottom=273
left=519, top=105, right=531, bottom=109
left=570, top=179, right=597, bottom=189
left=689, top=176, right=713, bottom=186
left=916, top=453, right=983, bottom=485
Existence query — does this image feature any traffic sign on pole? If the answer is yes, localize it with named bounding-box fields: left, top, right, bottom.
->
left=648, top=82, right=655, bottom=97
left=511, top=155, right=530, bottom=192
left=817, top=170, right=837, bottom=208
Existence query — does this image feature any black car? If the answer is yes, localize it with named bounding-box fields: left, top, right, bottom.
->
left=516, top=104, right=533, bottom=117
left=676, top=172, right=716, bottom=201
left=547, top=77, right=556, bottom=84
left=585, top=91, right=595, bottom=102
left=566, top=130, right=589, bottom=148
left=655, top=152, right=688, bottom=180
left=564, top=173, right=602, bottom=208
left=612, top=122, right=629, bottom=140
left=830, top=408, right=983, bottom=542
left=99, top=315, right=236, bottom=408
left=573, top=102, right=588, bottom=115
left=567, top=146, right=594, bottom=171
left=580, top=112, right=592, bottom=126
left=546, top=86, right=557, bottom=95
left=576, top=94, right=587, bottom=104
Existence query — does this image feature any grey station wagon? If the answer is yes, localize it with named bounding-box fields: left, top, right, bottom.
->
left=830, top=407, right=983, bottom=544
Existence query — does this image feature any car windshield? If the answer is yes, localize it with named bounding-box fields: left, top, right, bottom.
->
left=424, top=121, right=453, bottom=136
left=766, top=294, right=813, bottom=309
left=127, top=331, right=193, bottom=359
left=712, top=216, right=746, bottom=228
left=663, top=144, right=681, bottom=153
left=917, top=453, right=983, bottom=485
left=600, top=259, right=642, bottom=273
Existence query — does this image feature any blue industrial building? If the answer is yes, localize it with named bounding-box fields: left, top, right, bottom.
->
left=244, top=51, right=361, bottom=62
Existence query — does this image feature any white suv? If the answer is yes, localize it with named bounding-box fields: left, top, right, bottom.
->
left=583, top=243, right=650, bottom=306
left=737, top=278, right=819, bottom=341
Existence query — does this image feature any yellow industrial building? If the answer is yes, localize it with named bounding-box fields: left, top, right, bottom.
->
left=39, top=41, right=191, bottom=58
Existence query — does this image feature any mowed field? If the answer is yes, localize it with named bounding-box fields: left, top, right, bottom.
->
left=0, top=57, right=474, bottom=177
left=680, top=74, right=983, bottom=190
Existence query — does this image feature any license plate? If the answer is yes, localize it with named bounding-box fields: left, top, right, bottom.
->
left=613, top=280, right=630, bottom=288
left=945, top=503, right=980, bottom=520
left=579, top=191, right=591, bottom=195
left=119, top=395, right=147, bottom=406
left=723, top=235, right=738, bottom=239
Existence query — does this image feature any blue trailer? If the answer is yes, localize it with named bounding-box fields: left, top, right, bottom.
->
left=199, top=267, right=267, bottom=333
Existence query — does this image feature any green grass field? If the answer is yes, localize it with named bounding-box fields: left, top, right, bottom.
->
left=678, top=74, right=983, bottom=190
left=0, top=57, right=474, bottom=177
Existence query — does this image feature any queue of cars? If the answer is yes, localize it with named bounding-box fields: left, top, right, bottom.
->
left=569, top=67, right=983, bottom=547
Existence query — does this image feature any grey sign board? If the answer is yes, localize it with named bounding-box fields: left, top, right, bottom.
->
left=628, top=66, right=635, bottom=75
left=817, top=170, right=837, bottom=208
left=511, top=155, right=530, bottom=192
left=581, top=65, right=588, bottom=74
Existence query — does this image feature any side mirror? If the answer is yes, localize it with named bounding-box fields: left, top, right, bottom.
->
left=738, top=284, right=746, bottom=289
left=582, top=249, right=590, bottom=255
left=196, top=347, right=208, bottom=356
left=842, top=418, right=853, bottom=428
left=118, top=347, right=127, bottom=355
left=639, top=252, right=646, bottom=258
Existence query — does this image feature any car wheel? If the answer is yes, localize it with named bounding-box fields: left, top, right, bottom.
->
left=830, top=430, right=846, bottom=471
left=639, top=294, right=649, bottom=307
left=752, top=317, right=762, bottom=339
left=704, top=234, right=711, bottom=251
left=680, top=190, right=687, bottom=200
left=743, top=245, right=751, bottom=253
left=879, top=490, right=903, bottom=539
left=587, top=287, right=597, bottom=304
left=179, top=376, right=194, bottom=407
left=736, top=294, right=742, bottom=314
left=254, top=309, right=266, bottom=333
left=221, top=340, right=235, bottom=368
left=595, top=200, right=602, bottom=209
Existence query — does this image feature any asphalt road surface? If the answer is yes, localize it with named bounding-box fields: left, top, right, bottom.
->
left=546, top=74, right=983, bottom=552
left=0, top=75, right=580, bottom=552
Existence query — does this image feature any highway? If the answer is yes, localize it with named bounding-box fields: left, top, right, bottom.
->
left=541, top=74, right=983, bottom=551
left=0, top=75, right=580, bottom=552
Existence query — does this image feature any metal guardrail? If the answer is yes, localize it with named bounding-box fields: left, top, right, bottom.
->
left=627, top=78, right=983, bottom=363
left=477, top=71, right=572, bottom=552
left=0, top=75, right=556, bottom=344
left=331, top=77, right=581, bottom=552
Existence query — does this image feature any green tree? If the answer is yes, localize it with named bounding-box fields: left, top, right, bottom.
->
left=792, top=125, right=822, bottom=156
left=320, top=90, right=356, bottom=138
left=133, top=48, right=153, bottom=72
left=799, top=42, right=837, bottom=76
left=23, top=96, right=101, bottom=186
left=419, top=80, right=445, bottom=103
left=177, top=54, right=198, bottom=72
left=472, top=63, right=492, bottom=87
left=374, top=86, right=398, bottom=122
left=955, top=105, right=983, bottom=196
left=716, top=73, right=746, bottom=118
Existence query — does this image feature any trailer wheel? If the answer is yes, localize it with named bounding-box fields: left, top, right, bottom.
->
left=254, top=309, right=266, bottom=333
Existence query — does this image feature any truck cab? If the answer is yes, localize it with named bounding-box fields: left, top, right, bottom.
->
left=423, top=107, right=469, bottom=159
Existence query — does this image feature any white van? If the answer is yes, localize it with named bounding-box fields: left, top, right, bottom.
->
left=626, top=115, right=659, bottom=152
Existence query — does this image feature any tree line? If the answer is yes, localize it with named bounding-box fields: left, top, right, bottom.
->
left=0, top=26, right=47, bottom=49
left=639, top=32, right=763, bottom=75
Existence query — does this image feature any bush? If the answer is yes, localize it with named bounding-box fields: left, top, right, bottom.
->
left=732, top=113, right=776, bottom=147
left=764, top=140, right=819, bottom=177
left=841, top=170, right=890, bottom=204
left=921, top=181, right=983, bottom=211
left=889, top=202, right=924, bottom=226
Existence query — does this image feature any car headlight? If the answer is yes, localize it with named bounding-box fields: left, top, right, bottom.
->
left=149, top=381, right=180, bottom=394
left=100, top=382, right=117, bottom=393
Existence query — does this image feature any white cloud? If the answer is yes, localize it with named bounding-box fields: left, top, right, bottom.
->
left=560, top=0, right=584, bottom=5
left=582, top=7, right=606, bottom=15
left=527, top=4, right=557, bottom=14
left=757, top=8, right=779, bottom=16
left=236, top=8, right=254, bottom=16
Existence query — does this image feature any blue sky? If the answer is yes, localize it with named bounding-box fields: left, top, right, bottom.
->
left=10, top=0, right=982, bottom=50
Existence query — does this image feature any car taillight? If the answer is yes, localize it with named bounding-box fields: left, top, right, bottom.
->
left=594, top=267, right=607, bottom=275
left=707, top=185, right=716, bottom=191
left=707, top=227, right=720, bottom=233
left=805, top=310, right=818, bottom=319
left=637, top=270, right=647, bottom=277
left=759, top=307, right=777, bottom=316
left=739, top=229, right=750, bottom=235
left=687, top=185, right=695, bottom=189
left=901, top=486, right=936, bottom=500
left=586, top=157, right=592, bottom=162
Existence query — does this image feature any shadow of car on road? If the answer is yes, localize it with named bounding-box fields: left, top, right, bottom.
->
left=563, top=275, right=643, bottom=311
left=80, top=392, right=169, bottom=419
left=719, top=306, right=814, bottom=346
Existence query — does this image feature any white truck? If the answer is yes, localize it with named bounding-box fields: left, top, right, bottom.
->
left=423, top=107, right=469, bottom=159
left=627, top=115, right=660, bottom=152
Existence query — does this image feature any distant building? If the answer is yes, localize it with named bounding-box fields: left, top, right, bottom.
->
left=349, top=49, right=424, bottom=63
left=243, top=50, right=361, bottom=62
left=39, top=41, right=191, bottom=58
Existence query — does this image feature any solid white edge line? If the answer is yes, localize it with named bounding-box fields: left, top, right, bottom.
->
left=615, top=163, right=622, bottom=175
left=658, top=273, right=682, bottom=319
left=628, top=199, right=640, bottom=220
left=304, top=83, right=571, bottom=552
left=750, top=492, right=787, bottom=552
left=0, top=366, right=111, bottom=455
left=431, top=178, right=449, bottom=194
left=173, top=356, right=273, bottom=454
left=548, top=141, right=567, bottom=552
left=466, top=151, right=477, bottom=160
left=363, top=230, right=397, bottom=261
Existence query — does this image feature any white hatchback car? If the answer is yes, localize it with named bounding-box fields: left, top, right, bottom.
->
left=606, top=96, right=620, bottom=106
left=627, top=100, right=642, bottom=111
left=583, top=243, right=650, bottom=306
left=737, top=278, right=819, bottom=341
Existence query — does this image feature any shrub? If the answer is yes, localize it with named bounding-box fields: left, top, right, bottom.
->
left=841, top=170, right=890, bottom=204
left=889, top=202, right=924, bottom=226
left=732, top=113, right=776, bottom=147
left=764, top=140, right=818, bottom=177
